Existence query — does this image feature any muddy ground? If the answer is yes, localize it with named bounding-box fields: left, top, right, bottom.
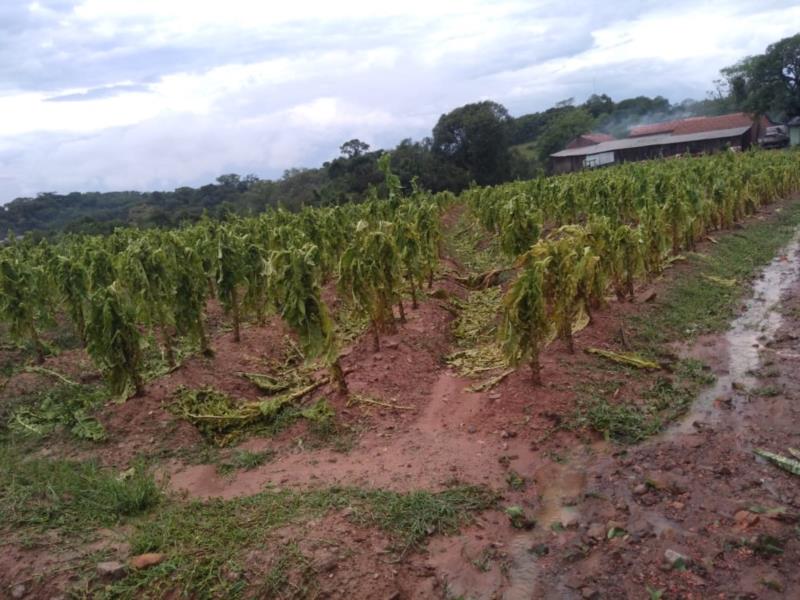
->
left=2, top=203, right=800, bottom=599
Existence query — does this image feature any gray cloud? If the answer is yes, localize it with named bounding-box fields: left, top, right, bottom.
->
left=0, top=0, right=798, bottom=202
left=45, top=83, right=151, bottom=102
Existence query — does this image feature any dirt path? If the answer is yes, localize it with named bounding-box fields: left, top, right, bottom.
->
left=160, top=210, right=800, bottom=598
left=420, top=226, right=800, bottom=599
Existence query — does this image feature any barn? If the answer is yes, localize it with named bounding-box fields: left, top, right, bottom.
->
left=550, top=113, right=770, bottom=174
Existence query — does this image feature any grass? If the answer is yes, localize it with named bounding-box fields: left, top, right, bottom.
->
left=574, top=358, right=712, bottom=443
left=0, top=443, right=495, bottom=598
left=632, top=202, right=800, bottom=349
left=0, top=447, right=161, bottom=534
left=100, top=484, right=495, bottom=598
left=216, top=449, right=276, bottom=475
left=574, top=201, right=800, bottom=443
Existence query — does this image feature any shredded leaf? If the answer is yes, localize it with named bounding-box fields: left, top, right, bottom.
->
left=585, top=348, right=660, bottom=370
left=755, top=448, right=800, bottom=476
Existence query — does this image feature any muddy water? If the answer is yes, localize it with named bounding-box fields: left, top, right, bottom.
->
left=671, top=230, right=800, bottom=435
left=502, top=445, right=603, bottom=600
left=501, top=231, right=800, bottom=598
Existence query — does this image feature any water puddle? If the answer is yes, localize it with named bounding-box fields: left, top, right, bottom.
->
left=502, top=445, right=604, bottom=600
left=500, top=230, right=800, bottom=598
left=672, top=230, right=800, bottom=434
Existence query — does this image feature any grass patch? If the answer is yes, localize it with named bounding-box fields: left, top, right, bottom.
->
left=0, top=448, right=161, bottom=534
left=575, top=203, right=800, bottom=443
left=574, top=359, right=713, bottom=444
left=216, top=449, right=276, bottom=475
left=752, top=385, right=781, bottom=397
left=632, top=202, right=800, bottom=349
left=100, top=484, right=495, bottom=598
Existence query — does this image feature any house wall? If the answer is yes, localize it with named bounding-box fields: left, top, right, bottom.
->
left=790, top=127, right=800, bottom=147
left=552, top=132, right=750, bottom=174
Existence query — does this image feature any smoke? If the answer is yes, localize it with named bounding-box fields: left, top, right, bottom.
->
left=595, top=102, right=701, bottom=139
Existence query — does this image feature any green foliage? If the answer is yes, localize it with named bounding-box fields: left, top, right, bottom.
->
left=0, top=243, right=51, bottom=363
left=0, top=449, right=161, bottom=533
left=101, top=484, right=493, bottom=598
left=8, top=383, right=107, bottom=442
left=499, top=257, right=550, bottom=383
left=339, top=220, right=402, bottom=350
left=432, top=100, right=512, bottom=185
left=721, top=32, right=800, bottom=119
left=84, top=281, right=145, bottom=397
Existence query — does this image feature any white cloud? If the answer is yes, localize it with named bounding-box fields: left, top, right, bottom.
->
left=0, top=0, right=797, bottom=202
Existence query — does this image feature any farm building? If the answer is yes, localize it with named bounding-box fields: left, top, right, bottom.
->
left=550, top=113, right=771, bottom=174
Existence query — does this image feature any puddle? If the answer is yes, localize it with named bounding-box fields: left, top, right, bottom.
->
left=502, top=445, right=605, bottom=600
left=672, top=230, right=800, bottom=434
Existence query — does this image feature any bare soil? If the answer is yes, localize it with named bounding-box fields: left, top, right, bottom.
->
left=3, top=205, right=800, bottom=599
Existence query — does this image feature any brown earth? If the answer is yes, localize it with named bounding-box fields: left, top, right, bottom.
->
left=2, top=203, right=800, bottom=599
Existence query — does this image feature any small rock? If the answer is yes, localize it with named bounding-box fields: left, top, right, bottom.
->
left=11, top=584, right=26, bottom=599
left=734, top=510, right=760, bottom=530
left=664, top=548, right=691, bottom=569
left=384, top=340, right=399, bottom=350
left=129, top=553, right=165, bottom=570
left=96, top=561, right=127, bottom=580
left=633, top=483, right=648, bottom=496
left=316, top=554, right=339, bottom=573
left=562, top=513, right=580, bottom=529
left=587, top=523, right=605, bottom=540
left=467, top=426, right=477, bottom=434
left=581, top=587, right=599, bottom=599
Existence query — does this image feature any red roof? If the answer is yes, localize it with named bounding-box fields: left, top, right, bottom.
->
left=565, top=132, right=616, bottom=149
left=583, top=133, right=615, bottom=143
left=629, top=113, right=758, bottom=137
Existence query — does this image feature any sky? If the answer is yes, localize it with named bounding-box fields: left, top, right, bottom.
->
left=0, top=0, right=798, bottom=203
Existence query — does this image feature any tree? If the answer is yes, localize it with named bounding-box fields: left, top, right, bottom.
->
left=583, top=93, right=615, bottom=118
left=432, top=101, right=512, bottom=185
left=339, top=139, right=370, bottom=159
left=537, top=108, right=595, bottom=164
left=721, top=33, right=800, bottom=119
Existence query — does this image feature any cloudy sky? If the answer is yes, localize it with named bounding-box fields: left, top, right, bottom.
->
left=0, top=0, right=798, bottom=202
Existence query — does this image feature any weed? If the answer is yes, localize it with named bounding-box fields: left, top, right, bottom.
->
left=505, top=470, right=526, bottom=491
left=752, top=385, right=781, bottom=397
left=216, top=449, right=276, bottom=475
left=0, top=448, right=161, bottom=534
left=101, top=484, right=495, bottom=598
left=256, top=542, right=318, bottom=599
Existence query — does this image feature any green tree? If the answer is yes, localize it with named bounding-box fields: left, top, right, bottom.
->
left=432, top=101, right=512, bottom=185
left=721, top=33, right=800, bottom=119
left=537, top=108, right=595, bottom=164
